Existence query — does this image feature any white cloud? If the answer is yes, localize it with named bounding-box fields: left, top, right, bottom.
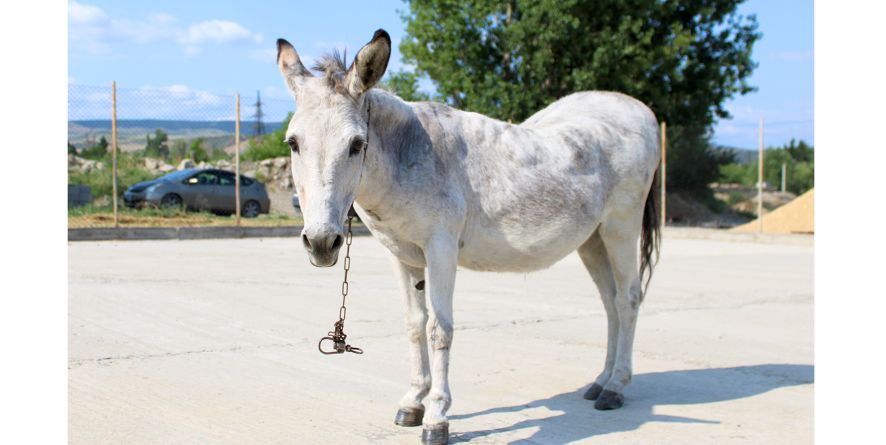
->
left=69, top=2, right=263, bottom=56
left=180, top=20, right=263, bottom=46
left=248, top=47, right=278, bottom=63
left=68, top=1, right=106, bottom=24
left=136, top=84, right=224, bottom=106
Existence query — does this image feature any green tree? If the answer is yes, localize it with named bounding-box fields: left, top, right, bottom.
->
left=243, top=112, right=294, bottom=161
left=384, top=70, right=432, bottom=101
left=68, top=141, right=78, bottom=155
left=171, top=139, right=188, bottom=163
left=717, top=139, right=814, bottom=195
left=145, top=129, right=170, bottom=160
left=80, top=135, right=109, bottom=160
left=189, top=137, right=209, bottom=163
left=785, top=138, right=813, bottom=163
left=399, top=0, right=760, bottom=192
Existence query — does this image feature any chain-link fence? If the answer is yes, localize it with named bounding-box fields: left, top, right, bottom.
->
left=68, top=83, right=298, bottom=227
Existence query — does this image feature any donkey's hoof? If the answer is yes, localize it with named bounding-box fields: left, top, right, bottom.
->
left=593, top=390, right=624, bottom=410
left=583, top=383, right=604, bottom=400
left=394, top=407, right=424, bottom=427
left=421, top=424, right=449, bottom=445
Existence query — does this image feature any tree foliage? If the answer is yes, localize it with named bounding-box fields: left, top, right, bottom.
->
left=717, top=139, right=814, bottom=195
left=398, top=0, right=760, bottom=191
left=80, top=136, right=109, bottom=160
left=189, top=137, right=209, bottom=163
left=384, top=70, right=432, bottom=102
left=144, top=129, right=170, bottom=160
left=243, top=112, right=294, bottom=161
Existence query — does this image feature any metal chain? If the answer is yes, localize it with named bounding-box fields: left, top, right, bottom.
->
left=318, top=216, right=363, bottom=354
left=339, top=215, right=354, bottom=322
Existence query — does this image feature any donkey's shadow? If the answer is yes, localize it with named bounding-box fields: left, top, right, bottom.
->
left=448, top=364, right=813, bottom=444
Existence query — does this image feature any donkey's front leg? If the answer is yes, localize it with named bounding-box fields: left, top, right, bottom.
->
left=392, top=259, right=430, bottom=427
left=421, top=233, right=458, bottom=445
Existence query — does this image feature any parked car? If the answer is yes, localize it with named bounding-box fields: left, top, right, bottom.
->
left=124, top=168, right=270, bottom=217
left=292, top=193, right=300, bottom=212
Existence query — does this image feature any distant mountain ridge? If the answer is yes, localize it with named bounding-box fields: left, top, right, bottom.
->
left=70, top=119, right=284, bottom=134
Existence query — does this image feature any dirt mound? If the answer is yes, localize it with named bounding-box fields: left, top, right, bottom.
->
left=665, top=191, right=751, bottom=228
left=731, top=189, right=814, bottom=234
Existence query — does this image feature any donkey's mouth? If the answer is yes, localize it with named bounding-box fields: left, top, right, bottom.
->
left=308, top=253, right=340, bottom=268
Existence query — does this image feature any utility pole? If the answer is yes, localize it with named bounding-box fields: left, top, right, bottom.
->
left=252, top=90, right=265, bottom=137
left=660, top=121, right=667, bottom=228
left=112, top=81, right=118, bottom=228
left=236, top=94, right=241, bottom=226
left=757, top=119, right=764, bottom=234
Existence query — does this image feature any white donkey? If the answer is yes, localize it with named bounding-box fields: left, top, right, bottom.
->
left=277, top=29, right=661, bottom=445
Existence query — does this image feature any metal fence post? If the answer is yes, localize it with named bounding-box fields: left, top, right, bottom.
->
left=112, top=81, right=118, bottom=228
left=235, top=93, right=241, bottom=226
left=757, top=119, right=764, bottom=234
left=660, top=121, right=667, bottom=228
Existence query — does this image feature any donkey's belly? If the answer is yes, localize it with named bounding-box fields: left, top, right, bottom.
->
left=456, top=210, right=600, bottom=272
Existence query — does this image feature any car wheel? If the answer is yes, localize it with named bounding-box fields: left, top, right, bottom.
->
left=160, top=193, right=183, bottom=209
left=242, top=200, right=261, bottom=218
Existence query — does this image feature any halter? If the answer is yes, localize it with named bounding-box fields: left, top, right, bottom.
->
left=318, top=97, right=371, bottom=356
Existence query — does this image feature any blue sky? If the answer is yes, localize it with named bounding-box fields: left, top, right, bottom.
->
left=68, top=0, right=813, bottom=149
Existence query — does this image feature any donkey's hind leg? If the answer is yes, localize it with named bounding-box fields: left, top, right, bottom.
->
left=592, top=214, right=646, bottom=410
left=577, top=229, right=619, bottom=402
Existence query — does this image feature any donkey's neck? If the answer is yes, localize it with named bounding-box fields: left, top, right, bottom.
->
left=354, top=89, right=425, bottom=212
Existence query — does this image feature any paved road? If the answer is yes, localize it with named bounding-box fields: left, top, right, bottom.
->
left=69, top=235, right=813, bottom=444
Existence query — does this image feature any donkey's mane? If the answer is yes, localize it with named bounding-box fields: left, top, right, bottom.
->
left=311, top=49, right=349, bottom=89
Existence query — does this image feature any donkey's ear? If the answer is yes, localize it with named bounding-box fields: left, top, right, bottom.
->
left=345, top=29, right=391, bottom=98
left=277, top=38, right=311, bottom=95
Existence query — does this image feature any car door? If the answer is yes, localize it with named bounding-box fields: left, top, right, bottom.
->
left=180, top=170, right=219, bottom=211
left=213, top=171, right=237, bottom=212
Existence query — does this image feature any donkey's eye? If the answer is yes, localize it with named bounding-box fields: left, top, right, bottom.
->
left=349, top=138, right=367, bottom=157
left=287, top=137, right=299, bottom=153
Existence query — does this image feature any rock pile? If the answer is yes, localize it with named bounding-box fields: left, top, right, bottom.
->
left=68, top=154, right=104, bottom=173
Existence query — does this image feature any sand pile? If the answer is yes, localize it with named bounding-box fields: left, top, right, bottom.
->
left=731, top=188, right=814, bottom=234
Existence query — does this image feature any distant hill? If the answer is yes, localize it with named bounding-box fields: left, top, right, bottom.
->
left=70, top=119, right=283, bottom=134
left=69, top=119, right=283, bottom=151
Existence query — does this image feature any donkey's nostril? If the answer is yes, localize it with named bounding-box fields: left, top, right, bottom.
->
left=331, top=234, right=344, bottom=250
left=302, top=233, right=313, bottom=252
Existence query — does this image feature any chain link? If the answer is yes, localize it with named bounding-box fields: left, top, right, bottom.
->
left=318, top=216, right=363, bottom=355
left=339, top=216, right=353, bottom=319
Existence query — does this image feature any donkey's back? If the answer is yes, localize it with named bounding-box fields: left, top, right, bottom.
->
left=444, top=91, right=660, bottom=272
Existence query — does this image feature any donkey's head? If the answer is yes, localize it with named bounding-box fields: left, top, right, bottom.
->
left=276, top=30, right=390, bottom=267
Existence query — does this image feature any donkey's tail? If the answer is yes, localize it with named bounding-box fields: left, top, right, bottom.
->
left=639, top=167, right=661, bottom=298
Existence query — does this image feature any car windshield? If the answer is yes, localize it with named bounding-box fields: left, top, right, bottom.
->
left=158, top=169, right=197, bottom=181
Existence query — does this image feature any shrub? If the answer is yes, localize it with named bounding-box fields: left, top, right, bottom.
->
left=243, top=112, right=293, bottom=161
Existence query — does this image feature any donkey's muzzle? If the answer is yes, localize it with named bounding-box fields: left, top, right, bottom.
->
left=302, top=231, right=344, bottom=267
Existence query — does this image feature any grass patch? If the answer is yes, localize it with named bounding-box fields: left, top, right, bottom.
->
left=68, top=204, right=304, bottom=228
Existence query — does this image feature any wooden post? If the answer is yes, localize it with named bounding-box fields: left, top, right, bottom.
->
left=781, top=162, right=787, bottom=193
left=660, top=121, right=667, bottom=228
left=112, top=81, right=118, bottom=228
left=235, top=93, right=241, bottom=226
left=757, top=119, right=764, bottom=233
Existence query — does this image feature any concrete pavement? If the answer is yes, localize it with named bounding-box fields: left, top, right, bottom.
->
left=69, top=235, right=813, bottom=444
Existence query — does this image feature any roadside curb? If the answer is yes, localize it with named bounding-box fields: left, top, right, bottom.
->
left=68, top=225, right=371, bottom=241
left=69, top=225, right=811, bottom=245
left=663, top=227, right=813, bottom=245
